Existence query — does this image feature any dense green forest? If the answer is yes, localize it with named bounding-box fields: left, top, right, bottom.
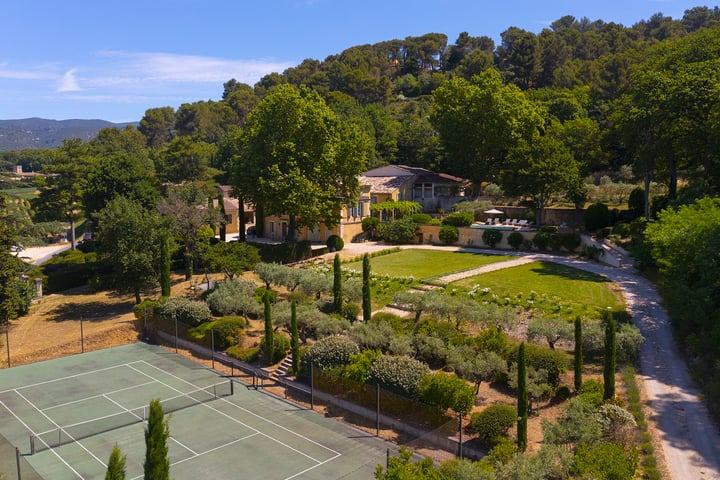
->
left=2, top=8, right=720, bottom=478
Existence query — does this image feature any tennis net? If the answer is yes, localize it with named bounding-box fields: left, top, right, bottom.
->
left=31, top=380, right=233, bottom=454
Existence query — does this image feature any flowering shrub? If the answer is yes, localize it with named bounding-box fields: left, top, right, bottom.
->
left=367, top=354, right=429, bottom=397
left=302, top=335, right=359, bottom=371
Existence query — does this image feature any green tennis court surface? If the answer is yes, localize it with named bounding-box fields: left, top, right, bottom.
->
left=0, top=343, right=397, bottom=479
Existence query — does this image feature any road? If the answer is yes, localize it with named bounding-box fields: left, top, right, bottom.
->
left=342, top=242, right=720, bottom=480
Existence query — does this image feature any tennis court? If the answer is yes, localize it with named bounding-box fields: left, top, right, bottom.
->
left=0, top=343, right=397, bottom=479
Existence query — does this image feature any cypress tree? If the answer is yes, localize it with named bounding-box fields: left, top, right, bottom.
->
left=143, top=399, right=170, bottom=480
left=362, top=253, right=371, bottom=322
left=159, top=231, right=171, bottom=298
left=106, top=444, right=126, bottom=480
left=574, top=316, right=583, bottom=392
left=290, top=301, right=299, bottom=376
left=333, top=253, right=343, bottom=314
left=218, top=191, right=226, bottom=242
left=603, top=312, right=616, bottom=400
left=517, top=342, right=528, bottom=452
left=264, top=291, right=274, bottom=365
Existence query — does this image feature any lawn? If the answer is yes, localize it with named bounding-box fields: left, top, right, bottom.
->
left=343, top=248, right=514, bottom=280
left=452, top=260, right=624, bottom=319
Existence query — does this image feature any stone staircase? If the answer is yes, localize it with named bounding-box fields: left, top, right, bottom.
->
left=269, top=356, right=293, bottom=379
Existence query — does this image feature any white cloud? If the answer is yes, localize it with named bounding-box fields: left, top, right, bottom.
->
left=0, top=63, right=56, bottom=80
left=57, top=69, right=82, bottom=92
left=95, top=50, right=294, bottom=86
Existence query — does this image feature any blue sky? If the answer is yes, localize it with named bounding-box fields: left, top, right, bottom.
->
left=1, top=0, right=712, bottom=122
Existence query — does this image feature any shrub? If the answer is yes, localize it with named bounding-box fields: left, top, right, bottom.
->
left=573, top=442, right=638, bottom=480
left=367, top=354, right=429, bottom=397
left=559, top=232, right=582, bottom=252
left=156, top=297, right=212, bottom=326
left=261, top=333, right=290, bottom=362
left=411, top=213, right=434, bottom=224
left=578, top=378, right=605, bottom=407
left=532, top=230, right=551, bottom=250
left=613, top=222, right=631, bottom=237
left=361, top=216, right=380, bottom=235
left=370, top=312, right=408, bottom=333
left=418, top=372, right=476, bottom=415
left=555, top=384, right=571, bottom=401
left=482, top=229, right=503, bottom=248
left=467, top=404, right=517, bottom=445
left=513, top=343, right=569, bottom=386
left=327, top=235, right=344, bottom=252
left=584, top=202, right=610, bottom=232
left=439, top=225, right=459, bottom=245
left=443, top=211, right=474, bottom=227
left=226, top=345, right=260, bottom=363
left=205, top=279, right=260, bottom=316
left=210, top=316, right=245, bottom=350
left=628, top=186, right=645, bottom=217
left=342, top=302, right=361, bottom=323
left=507, top=231, right=524, bottom=250
left=133, top=299, right=159, bottom=321
left=302, top=335, right=359, bottom=371
left=248, top=240, right=313, bottom=263
left=376, top=217, right=419, bottom=244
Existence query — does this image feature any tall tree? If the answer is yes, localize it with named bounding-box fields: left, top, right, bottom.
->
left=264, top=292, right=274, bottom=365
left=290, top=301, right=299, bottom=376
left=158, top=183, right=222, bottom=280
left=517, top=342, right=528, bottom=452
left=138, top=107, right=175, bottom=147
left=143, top=399, right=170, bottom=480
left=0, top=195, right=32, bottom=326
left=231, top=84, right=368, bottom=242
left=333, top=253, right=343, bottom=314
left=574, top=316, right=583, bottom=392
left=31, top=138, right=94, bottom=250
left=603, top=312, right=616, bottom=400
left=502, top=128, right=581, bottom=225
left=430, top=70, right=544, bottom=189
left=94, top=196, right=160, bottom=304
left=159, top=231, right=171, bottom=298
left=362, top=253, right=371, bottom=323
left=154, top=136, right=218, bottom=184
left=105, top=444, right=126, bottom=480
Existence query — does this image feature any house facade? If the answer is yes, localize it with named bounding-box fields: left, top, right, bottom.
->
left=257, top=165, right=469, bottom=243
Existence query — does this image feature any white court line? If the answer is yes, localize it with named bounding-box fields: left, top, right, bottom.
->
left=0, top=362, right=144, bottom=394
left=127, top=362, right=338, bottom=467
left=44, top=380, right=155, bottom=411
left=170, top=436, right=199, bottom=456
left=12, top=390, right=99, bottom=479
left=138, top=360, right=342, bottom=457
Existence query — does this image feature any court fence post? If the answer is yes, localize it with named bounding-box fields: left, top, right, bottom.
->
left=211, top=328, right=215, bottom=369
left=458, top=412, right=463, bottom=459
left=376, top=383, right=380, bottom=437
left=16, top=446, right=21, bottom=480
left=5, top=326, right=10, bottom=368
left=80, top=316, right=84, bottom=353
left=310, top=361, right=314, bottom=410
left=174, top=316, right=178, bottom=353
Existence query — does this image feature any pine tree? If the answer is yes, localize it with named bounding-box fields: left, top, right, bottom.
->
left=517, top=342, right=528, bottom=452
left=333, top=253, right=343, bottom=314
left=143, top=399, right=170, bottom=480
left=290, top=301, right=299, bottom=376
left=106, top=444, right=126, bottom=480
left=574, top=316, right=583, bottom=392
left=159, top=231, right=171, bottom=298
left=264, top=292, right=274, bottom=365
left=362, top=253, right=371, bottom=322
left=603, top=312, right=616, bottom=400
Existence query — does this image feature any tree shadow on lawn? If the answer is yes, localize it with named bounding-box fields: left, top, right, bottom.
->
left=48, top=300, right=134, bottom=322
left=529, top=262, right=613, bottom=284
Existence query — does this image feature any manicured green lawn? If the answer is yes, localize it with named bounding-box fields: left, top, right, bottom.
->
left=452, top=260, right=624, bottom=319
left=344, top=248, right=514, bottom=280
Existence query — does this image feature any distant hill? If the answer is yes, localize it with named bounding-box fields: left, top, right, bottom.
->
left=0, top=118, right=139, bottom=151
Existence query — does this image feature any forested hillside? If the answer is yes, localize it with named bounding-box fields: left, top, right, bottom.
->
left=0, top=118, right=137, bottom=151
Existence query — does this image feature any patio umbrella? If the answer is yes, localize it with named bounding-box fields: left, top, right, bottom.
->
left=483, top=208, right=504, bottom=214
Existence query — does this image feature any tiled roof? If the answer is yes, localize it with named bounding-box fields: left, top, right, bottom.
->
left=359, top=175, right=411, bottom=194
